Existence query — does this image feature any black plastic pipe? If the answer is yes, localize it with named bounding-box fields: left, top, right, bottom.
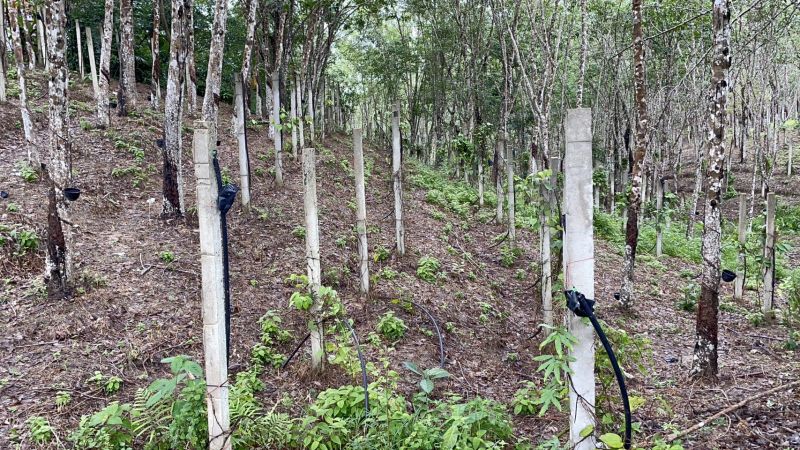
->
left=565, top=289, right=632, bottom=450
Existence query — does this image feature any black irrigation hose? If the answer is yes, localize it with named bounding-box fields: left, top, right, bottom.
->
left=213, top=154, right=238, bottom=365
left=341, top=317, right=370, bottom=415
left=565, top=290, right=631, bottom=450
left=281, top=332, right=311, bottom=370
left=407, top=300, right=446, bottom=368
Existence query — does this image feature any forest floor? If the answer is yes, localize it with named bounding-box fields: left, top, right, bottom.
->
left=1, top=73, right=799, bottom=449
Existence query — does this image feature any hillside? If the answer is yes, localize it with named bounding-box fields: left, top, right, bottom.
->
left=1, top=75, right=799, bottom=449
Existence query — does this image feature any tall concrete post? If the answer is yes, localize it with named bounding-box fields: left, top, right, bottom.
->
left=85, top=27, right=99, bottom=99
left=564, top=108, right=596, bottom=450
left=234, top=76, right=250, bottom=209
left=353, top=129, right=370, bottom=295
left=762, top=193, right=776, bottom=314
left=734, top=193, right=746, bottom=300
left=191, top=121, right=231, bottom=450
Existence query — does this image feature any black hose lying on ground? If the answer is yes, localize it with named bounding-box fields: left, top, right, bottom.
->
left=408, top=300, right=446, bottom=368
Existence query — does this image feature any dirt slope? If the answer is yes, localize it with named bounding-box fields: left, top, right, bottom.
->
left=0, top=75, right=798, bottom=449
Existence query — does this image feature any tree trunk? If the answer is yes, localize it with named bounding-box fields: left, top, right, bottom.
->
left=119, top=0, right=136, bottom=110
left=291, top=81, right=298, bottom=159
left=36, top=10, right=47, bottom=70
left=0, top=1, right=6, bottom=103
left=240, top=0, right=257, bottom=84
left=734, top=193, right=746, bottom=300
left=307, top=82, right=315, bottom=143
left=44, top=0, right=72, bottom=297
left=692, top=0, right=730, bottom=381
left=97, top=0, right=114, bottom=127
left=392, top=100, right=405, bottom=256
left=762, top=193, right=776, bottom=315
left=7, top=2, right=34, bottom=161
left=201, top=0, right=229, bottom=126
left=303, top=147, right=324, bottom=371
left=184, top=0, right=197, bottom=114
left=620, top=0, right=650, bottom=308
left=161, top=0, right=187, bottom=217
left=495, top=141, right=504, bottom=224
left=150, top=0, right=161, bottom=108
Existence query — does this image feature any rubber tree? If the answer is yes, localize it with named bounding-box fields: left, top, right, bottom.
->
left=7, top=1, right=34, bottom=161
left=0, top=1, right=6, bottom=103
left=691, top=0, right=731, bottom=380
left=150, top=0, right=162, bottom=108
left=201, top=0, right=229, bottom=127
left=353, top=129, right=369, bottom=295
left=96, top=0, right=114, bottom=127
left=620, top=0, right=650, bottom=308
left=161, top=0, right=187, bottom=217
left=119, top=0, right=136, bottom=112
left=185, top=0, right=197, bottom=114
left=44, top=0, right=73, bottom=296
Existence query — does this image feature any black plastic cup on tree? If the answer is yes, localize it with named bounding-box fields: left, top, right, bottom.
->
left=721, top=269, right=736, bottom=283
left=63, top=188, right=81, bottom=202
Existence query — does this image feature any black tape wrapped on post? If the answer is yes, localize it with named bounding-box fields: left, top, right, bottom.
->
left=212, top=153, right=238, bottom=365
left=564, top=289, right=632, bottom=450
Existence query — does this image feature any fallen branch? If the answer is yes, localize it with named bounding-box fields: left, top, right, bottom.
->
left=664, top=379, right=800, bottom=443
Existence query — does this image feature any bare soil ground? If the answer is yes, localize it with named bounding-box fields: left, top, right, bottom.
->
left=0, top=74, right=798, bottom=449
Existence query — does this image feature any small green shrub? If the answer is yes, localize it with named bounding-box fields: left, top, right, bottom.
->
left=417, top=256, right=442, bottom=283
left=373, top=245, right=390, bottom=262
left=291, top=225, right=306, bottom=239
left=500, top=245, right=522, bottom=268
left=159, top=250, right=175, bottom=263
left=17, top=161, right=38, bottom=183
left=511, top=381, right=540, bottom=416
left=26, top=416, right=54, bottom=444
left=376, top=312, right=407, bottom=341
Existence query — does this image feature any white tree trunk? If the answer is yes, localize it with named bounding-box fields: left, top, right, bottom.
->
left=44, top=0, right=73, bottom=295
left=97, top=0, right=114, bottom=127
left=234, top=76, right=250, bottom=209
left=353, top=129, right=370, bottom=295
left=303, top=147, right=324, bottom=371
left=240, top=0, right=257, bottom=83
left=734, top=193, right=746, bottom=300
left=495, top=142, right=504, bottom=223
left=392, top=101, right=405, bottom=256
left=789, top=141, right=794, bottom=177
left=564, top=108, right=596, bottom=450
left=7, top=3, right=34, bottom=161
left=191, top=120, right=232, bottom=450
left=75, top=20, right=84, bottom=80
left=762, top=192, right=776, bottom=314
left=201, top=0, right=229, bottom=126
left=272, top=70, right=283, bottom=186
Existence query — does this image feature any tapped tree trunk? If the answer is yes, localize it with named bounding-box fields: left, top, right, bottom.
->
left=505, top=137, right=515, bottom=248
left=692, top=0, right=731, bottom=381
left=119, top=0, right=136, bottom=109
left=7, top=2, right=34, bottom=161
left=85, top=27, right=99, bottom=97
left=495, top=141, right=504, bottom=224
left=234, top=75, right=250, bottom=209
left=620, top=0, right=650, bottom=308
left=150, top=0, right=162, bottom=108
left=44, top=0, right=73, bottom=297
left=297, top=74, right=305, bottom=148
left=201, top=0, right=229, bottom=126
left=97, top=0, right=114, bottom=127
left=161, top=0, right=187, bottom=217
left=240, top=0, right=257, bottom=84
